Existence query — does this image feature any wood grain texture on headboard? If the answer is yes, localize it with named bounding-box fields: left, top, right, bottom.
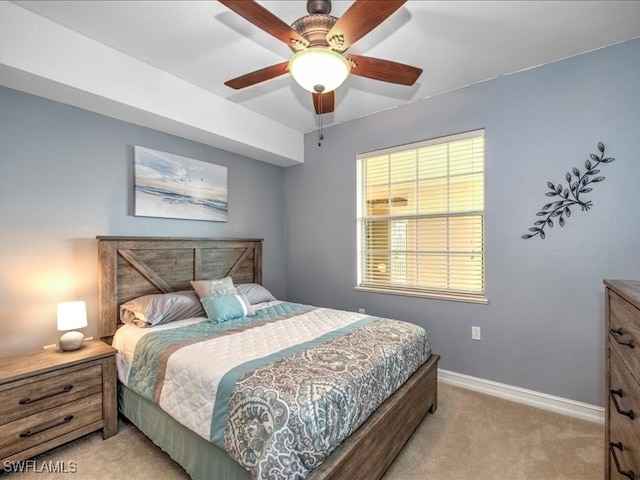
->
left=97, top=236, right=263, bottom=341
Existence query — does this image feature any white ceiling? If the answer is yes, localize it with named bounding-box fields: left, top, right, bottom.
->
left=2, top=1, right=640, bottom=166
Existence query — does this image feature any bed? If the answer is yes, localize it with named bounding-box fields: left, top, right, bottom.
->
left=97, top=236, right=439, bottom=480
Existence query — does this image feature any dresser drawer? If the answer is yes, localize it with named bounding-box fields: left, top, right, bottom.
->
left=609, top=407, right=640, bottom=480
left=609, top=349, right=639, bottom=427
left=609, top=291, right=640, bottom=384
left=0, top=392, right=103, bottom=460
left=0, top=364, right=102, bottom=425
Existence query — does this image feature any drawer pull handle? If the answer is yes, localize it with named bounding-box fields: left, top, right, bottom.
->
left=610, top=328, right=635, bottom=348
left=19, top=415, right=74, bottom=438
left=19, top=384, right=73, bottom=405
left=610, top=389, right=636, bottom=419
left=610, top=442, right=636, bottom=480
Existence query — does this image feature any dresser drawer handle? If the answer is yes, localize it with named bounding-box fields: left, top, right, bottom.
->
left=610, top=328, right=635, bottom=348
left=610, top=389, right=636, bottom=419
left=19, top=415, right=74, bottom=438
left=19, top=384, right=74, bottom=405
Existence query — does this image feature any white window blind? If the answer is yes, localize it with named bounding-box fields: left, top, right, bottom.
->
left=356, top=129, right=486, bottom=302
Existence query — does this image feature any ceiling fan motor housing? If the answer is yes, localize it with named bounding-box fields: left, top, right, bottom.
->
left=291, top=14, right=340, bottom=50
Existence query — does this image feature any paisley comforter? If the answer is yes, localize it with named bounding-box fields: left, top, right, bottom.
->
left=124, top=301, right=431, bottom=480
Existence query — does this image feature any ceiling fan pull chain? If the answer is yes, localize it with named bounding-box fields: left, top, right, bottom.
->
left=318, top=120, right=324, bottom=147
left=318, top=110, right=325, bottom=146
left=316, top=87, right=325, bottom=147
left=318, top=96, right=324, bottom=146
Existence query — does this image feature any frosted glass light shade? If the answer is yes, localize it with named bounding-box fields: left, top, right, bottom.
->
left=57, top=301, right=88, bottom=351
left=288, top=48, right=351, bottom=93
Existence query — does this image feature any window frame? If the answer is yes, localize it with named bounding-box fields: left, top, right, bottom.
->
left=356, top=129, right=487, bottom=304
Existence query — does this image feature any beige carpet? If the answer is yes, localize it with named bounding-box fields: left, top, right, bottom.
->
left=2, top=383, right=603, bottom=480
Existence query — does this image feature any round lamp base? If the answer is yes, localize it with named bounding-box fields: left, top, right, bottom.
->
left=59, top=331, right=85, bottom=351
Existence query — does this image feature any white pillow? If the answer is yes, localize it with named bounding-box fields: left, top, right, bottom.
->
left=190, top=276, right=238, bottom=299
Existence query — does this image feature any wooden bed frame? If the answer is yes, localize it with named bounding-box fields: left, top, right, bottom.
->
left=97, top=236, right=439, bottom=480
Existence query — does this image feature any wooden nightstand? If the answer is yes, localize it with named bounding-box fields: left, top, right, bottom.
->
left=0, top=339, right=117, bottom=463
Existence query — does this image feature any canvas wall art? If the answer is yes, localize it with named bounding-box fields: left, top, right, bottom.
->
left=134, top=146, right=228, bottom=222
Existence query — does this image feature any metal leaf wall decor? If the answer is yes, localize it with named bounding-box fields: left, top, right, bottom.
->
left=522, top=142, right=615, bottom=240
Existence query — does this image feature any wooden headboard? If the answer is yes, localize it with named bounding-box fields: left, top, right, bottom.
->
left=97, top=236, right=263, bottom=341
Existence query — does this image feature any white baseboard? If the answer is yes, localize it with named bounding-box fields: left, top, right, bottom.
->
left=438, top=368, right=604, bottom=424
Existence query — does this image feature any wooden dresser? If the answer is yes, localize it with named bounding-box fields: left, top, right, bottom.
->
left=0, top=340, right=117, bottom=464
left=604, top=280, right=640, bottom=480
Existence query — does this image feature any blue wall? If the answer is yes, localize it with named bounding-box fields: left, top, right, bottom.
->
left=284, top=38, right=640, bottom=406
left=0, top=86, right=286, bottom=356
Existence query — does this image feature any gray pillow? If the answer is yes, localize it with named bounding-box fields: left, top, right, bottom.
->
left=120, top=290, right=206, bottom=327
left=236, top=283, right=277, bottom=304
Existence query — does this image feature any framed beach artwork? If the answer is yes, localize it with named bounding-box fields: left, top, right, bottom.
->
left=133, top=146, right=228, bottom=222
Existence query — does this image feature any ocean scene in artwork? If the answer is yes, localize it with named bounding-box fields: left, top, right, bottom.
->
left=134, top=146, right=228, bottom=222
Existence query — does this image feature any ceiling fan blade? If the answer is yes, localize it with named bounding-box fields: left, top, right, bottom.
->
left=312, top=90, right=335, bottom=114
left=346, top=54, right=422, bottom=85
left=224, top=61, right=290, bottom=90
left=218, top=0, right=309, bottom=50
left=326, top=0, right=406, bottom=51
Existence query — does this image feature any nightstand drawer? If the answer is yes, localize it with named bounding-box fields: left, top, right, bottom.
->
left=1, top=364, right=102, bottom=425
left=0, top=392, right=102, bottom=459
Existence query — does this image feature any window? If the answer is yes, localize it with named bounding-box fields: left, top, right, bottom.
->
left=356, top=129, right=486, bottom=303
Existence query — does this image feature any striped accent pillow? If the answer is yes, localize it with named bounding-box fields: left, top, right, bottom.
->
left=200, top=293, right=255, bottom=324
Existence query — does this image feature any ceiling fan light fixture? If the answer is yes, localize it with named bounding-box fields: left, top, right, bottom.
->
left=288, top=48, right=351, bottom=93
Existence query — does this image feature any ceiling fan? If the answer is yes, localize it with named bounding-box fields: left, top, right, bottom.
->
left=219, top=0, right=423, bottom=115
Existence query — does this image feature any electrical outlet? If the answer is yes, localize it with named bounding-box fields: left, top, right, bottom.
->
left=472, top=326, right=481, bottom=341
left=358, top=308, right=365, bottom=314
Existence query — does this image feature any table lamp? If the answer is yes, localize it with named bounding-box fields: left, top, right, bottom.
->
left=57, top=301, right=88, bottom=351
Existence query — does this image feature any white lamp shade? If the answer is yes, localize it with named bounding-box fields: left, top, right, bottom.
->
left=288, top=48, right=351, bottom=93
left=57, top=301, right=88, bottom=331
